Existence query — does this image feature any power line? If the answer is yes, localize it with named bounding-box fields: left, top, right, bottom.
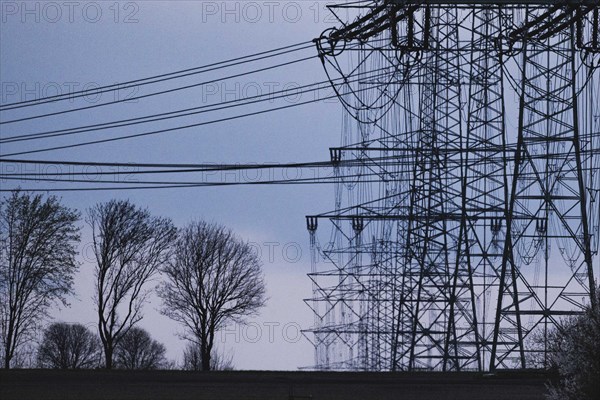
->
left=0, top=66, right=393, bottom=144
left=0, top=84, right=385, bottom=157
left=0, top=160, right=350, bottom=175
left=0, top=172, right=388, bottom=192
left=0, top=156, right=412, bottom=178
left=0, top=96, right=332, bottom=157
left=0, top=158, right=337, bottom=169
left=0, top=41, right=313, bottom=110
left=5, top=159, right=596, bottom=178
left=0, top=55, right=316, bottom=125
left=0, top=79, right=330, bottom=143
left=0, top=172, right=361, bottom=186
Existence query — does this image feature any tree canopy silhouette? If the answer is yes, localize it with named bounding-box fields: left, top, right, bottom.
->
left=545, top=288, right=600, bottom=400
left=37, top=322, right=101, bottom=369
left=114, top=326, right=168, bottom=370
left=0, top=191, right=80, bottom=369
left=88, top=199, right=176, bottom=369
left=158, top=221, right=266, bottom=371
left=182, top=341, right=233, bottom=371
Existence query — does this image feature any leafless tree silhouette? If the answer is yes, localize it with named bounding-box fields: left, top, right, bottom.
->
left=182, top=341, right=234, bottom=371
left=0, top=191, right=80, bottom=369
left=88, top=199, right=176, bottom=369
left=37, top=322, right=101, bottom=369
left=114, top=326, right=168, bottom=370
left=544, top=288, right=600, bottom=400
left=158, top=221, right=266, bottom=371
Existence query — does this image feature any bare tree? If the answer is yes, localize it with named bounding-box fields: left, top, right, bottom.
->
left=114, top=327, right=168, bottom=370
left=11, top=342, right=38, bottom=369
left=158, top=221, right=266, bottom=371
left=37, top=322, right=101, bottom=369
left=88, top=199, right=176, bottom=369
left=544, top=288, right=600, bottom=400
left=0, top=191, right=80, bottom=369
left=182, top=342, right=234, bottom=371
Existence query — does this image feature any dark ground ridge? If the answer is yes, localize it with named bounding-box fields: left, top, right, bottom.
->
left=0, top=369, right=552, bottom=400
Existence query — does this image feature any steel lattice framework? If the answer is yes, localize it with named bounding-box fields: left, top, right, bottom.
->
left=304, top=0, right=600, bottom=371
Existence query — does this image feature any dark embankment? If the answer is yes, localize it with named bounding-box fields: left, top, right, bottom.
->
left=0, top=369, right=550, bottom=400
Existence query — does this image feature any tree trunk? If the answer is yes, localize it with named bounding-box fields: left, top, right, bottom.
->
left=104, top=344, right=113, bottom=369
left=4, top=325, right=14, bottom=369
left=4, top=339, right=13, bottom=369
left=201, top=344, right=211, bottom=371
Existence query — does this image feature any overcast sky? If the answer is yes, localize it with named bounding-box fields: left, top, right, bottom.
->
left=4, top=1, right=599, bottom=372
left=0, top=0, right=353, bottom=370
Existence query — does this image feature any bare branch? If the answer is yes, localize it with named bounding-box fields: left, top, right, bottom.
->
left=37, top=322, right=101, bottom=369
left=0, top=190, right=80, bottom=369
left=87, top=199, right=176, bottom=369
left=158, top=221, right=266, bottom=371
left=113, top=326, right=168, bottom=370
left=181, top=341, right=234, bottom=371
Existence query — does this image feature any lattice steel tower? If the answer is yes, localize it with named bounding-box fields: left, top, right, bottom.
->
left=305, top=0, right=600, bottom=371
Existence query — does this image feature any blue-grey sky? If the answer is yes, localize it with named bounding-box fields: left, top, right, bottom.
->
left=0, top=0, right=351, bottom=369
left=6, top=1, right=598, bottom=372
